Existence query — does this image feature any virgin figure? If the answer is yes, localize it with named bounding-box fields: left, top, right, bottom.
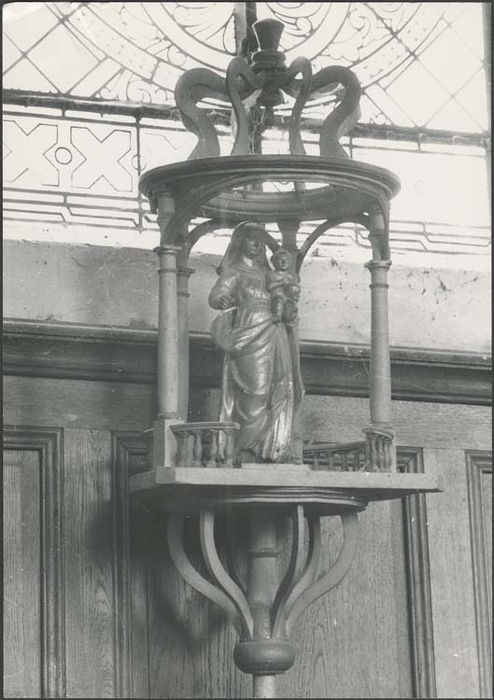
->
left=208, top=222, right=304, bottom=463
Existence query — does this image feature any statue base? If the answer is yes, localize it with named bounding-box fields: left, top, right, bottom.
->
left=129, top=464, right=439, bottom=516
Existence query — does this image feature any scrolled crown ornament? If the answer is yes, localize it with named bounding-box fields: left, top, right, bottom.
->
left=175, top=18, right=361, bottom=160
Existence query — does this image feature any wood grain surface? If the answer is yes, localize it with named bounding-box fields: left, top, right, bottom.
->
left=3, top=371, right=492, bottom=699
left=113, top=432, right=152, bottom=698
left=3, top=376, right=155, bottom=431
left=466, top=453, right=492, bottom=698
left=64, top=429, right=115, bottom=698
left=301, top=395, right=492, bottom=451
left=5, top=318, right=490, bottom=405
left=3, top=450, right=42, bottom=699
left=425, top=448, right=480, bottom=699
left=276, top=501, right=413, bottom=698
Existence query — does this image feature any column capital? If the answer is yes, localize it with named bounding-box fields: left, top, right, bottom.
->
left=153, top=244, right=182, bottom=256
left=364, top=259, right=392, bottom=271
left=363, top=424, right=395, bottom=438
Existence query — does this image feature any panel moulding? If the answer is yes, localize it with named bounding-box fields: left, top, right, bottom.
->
left=3, top=426, right=66, bottom=698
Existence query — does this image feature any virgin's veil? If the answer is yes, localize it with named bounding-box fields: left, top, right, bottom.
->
left=216, top=222, right=271, bottom=274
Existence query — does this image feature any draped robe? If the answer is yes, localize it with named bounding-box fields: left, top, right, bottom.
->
left=209, top=260, right=304, bottom=462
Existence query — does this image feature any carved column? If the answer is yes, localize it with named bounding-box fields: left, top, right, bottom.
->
left=152, top=195, right=182, bottom=468
left=365, top=209, right=395, bottom=471
left=177, top=254, right=195, bottom=421
left=155, top=243, right=180, bottom=418
left=366, top=259, right=392, bottom=425
left=277, top=219, right=304, bottom=463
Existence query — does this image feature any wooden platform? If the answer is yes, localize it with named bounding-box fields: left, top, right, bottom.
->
left=129, top=465, right=440, bottom=516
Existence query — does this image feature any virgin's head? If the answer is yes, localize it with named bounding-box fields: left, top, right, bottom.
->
left=218, top=222, right=269, bottom=272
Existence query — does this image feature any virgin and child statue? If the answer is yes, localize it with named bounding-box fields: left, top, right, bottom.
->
left=208, top=222, right=304, bottom=464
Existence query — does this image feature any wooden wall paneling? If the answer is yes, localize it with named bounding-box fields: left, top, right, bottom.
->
left=4, top=448, right=42, bottom=699
left=143, top=508, right=251, bottom=699
left=5, top=319, right=491, bottom=405
left=466, top=452, right=492, bottom=699
left=3, top=376, right=155, bottom=432
left=276, top=497, right=413, bottom=699
left=424, top=448, right=480, bottom=699
left=3, top=428, right=65, bottom=698
left=112, top=432, right=152, bottom=698
left=63, top=428, right=116, bottom=698
left=4, top=377, right=490, bottom=449
left=400, top=449, right=437, bottom=699
left=301, top=395, right=492, bottom=451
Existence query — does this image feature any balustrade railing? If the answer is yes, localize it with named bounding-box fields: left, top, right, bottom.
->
left=303, top=429, right=394, bottom=472
left=303, top=441, right=367, bottom=471
left=171, top=421, right=239, bottom=468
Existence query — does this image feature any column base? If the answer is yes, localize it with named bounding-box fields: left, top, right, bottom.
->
left=152, top=415, right=182, bottom=468
left=363, top=424, right=396, bottom=472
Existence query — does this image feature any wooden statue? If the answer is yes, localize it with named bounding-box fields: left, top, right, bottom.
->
left=267, top=247, right=300, bottom=325
left=131, top=18, right=440, bottom=699
left=209, top=222, right=304, bottom=464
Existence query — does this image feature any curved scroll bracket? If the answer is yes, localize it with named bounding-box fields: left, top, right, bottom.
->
left=282, top=57, right=312, bottom=157
left=276, top=511, right=359, bottom=637
left=368, top=204, right=391, bottom=261
left=175, top=68, right=227, bottom=160
left=167, top=513, right=253, bottom=638
left=271, top=506, right=308, bottom=634
left=226, top=57, right=265, bottom=156
left=199, top=509, right=254, bottom=638
left=272, top=511, right=321, bottom=637
left=310, top=66, right=361, bottom=159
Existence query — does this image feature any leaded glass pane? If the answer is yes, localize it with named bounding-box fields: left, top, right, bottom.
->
left=257, top=2, right=488, bottom=131
left=2, top=2, right=490, bottom=267
left=3, top=2, right=488, bottom=132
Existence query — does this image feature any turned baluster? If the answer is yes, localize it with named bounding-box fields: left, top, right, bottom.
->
left=175, top=431, right=189, bottom=466
left=360, top=448, right=366, bottom=470
left=375, top=437, right=382, bottom=470
left=191, top=430, right=202, bottom=466
left=369, top=435, right=378, bottom=472
left=223, top=428, right=235, bottom=468
left=342, top=453, right=348, bottom=471
left=212, top=430, right=221, bottom=467
left=348, top=451, right=355, bottom=472
left=206, top=430, right=218, bottom=468
left=328, top=453, right=334, bottom=470
left=384, top=439, right=392, bottom=471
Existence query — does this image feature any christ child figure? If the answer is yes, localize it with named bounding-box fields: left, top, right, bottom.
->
left=266, top=248, right=301, bottom=325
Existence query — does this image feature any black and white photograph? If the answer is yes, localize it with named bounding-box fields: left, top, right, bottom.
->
left=3, top=2, right=491, bottom=698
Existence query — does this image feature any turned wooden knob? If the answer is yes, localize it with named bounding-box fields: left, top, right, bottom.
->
left=252, top=18, right=285, bottom=52
left=234, top=639, right=295, bottom=675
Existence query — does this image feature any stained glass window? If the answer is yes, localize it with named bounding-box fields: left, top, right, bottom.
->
left=4, top=2, right=488, bottom=131
left=2, top=2, right=490, bottom=264
left=256, top=2, right=488, bottom=131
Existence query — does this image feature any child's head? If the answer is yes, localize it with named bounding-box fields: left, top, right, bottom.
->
left=271, top=247, right=292, bottom=271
